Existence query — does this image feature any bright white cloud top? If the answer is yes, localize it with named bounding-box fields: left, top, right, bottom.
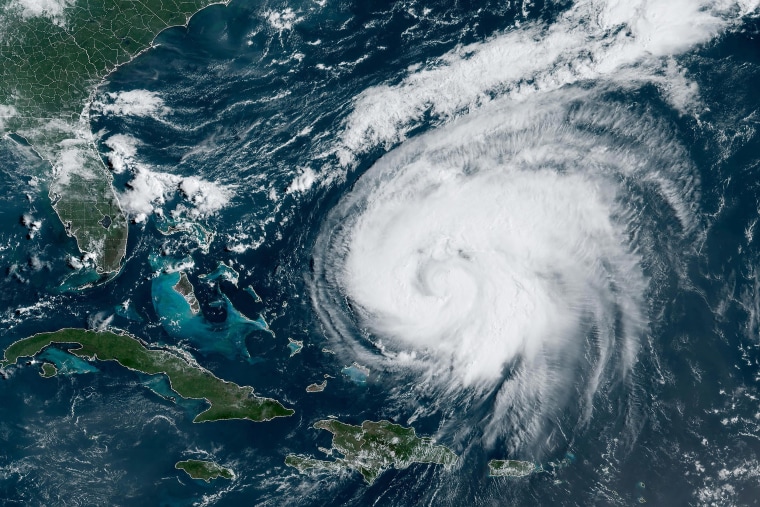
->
left=309, top=4, right=760, bottom=450
left=313, top=88, right=701, bottom=453
left=335, top=0, right=759, bottom=167
left=93, top=90, right=171, bottom=118
left=309, top=0, right=760, bottom=454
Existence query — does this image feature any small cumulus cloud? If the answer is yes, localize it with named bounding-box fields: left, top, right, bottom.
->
left=286, top=167, right=317, bottom=194
left=264, top=8, right=302, bottom=31
left=93, top=90, right=171, bottom=118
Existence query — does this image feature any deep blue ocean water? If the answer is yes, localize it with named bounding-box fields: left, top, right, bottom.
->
left=2, top=0, right=760, bottom=505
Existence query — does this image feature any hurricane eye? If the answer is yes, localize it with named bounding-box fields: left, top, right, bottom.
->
left=311, top=89, right=697, bottom=454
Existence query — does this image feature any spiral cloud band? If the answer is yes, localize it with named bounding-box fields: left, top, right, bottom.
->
left=312, top=89, right=698, bottom=449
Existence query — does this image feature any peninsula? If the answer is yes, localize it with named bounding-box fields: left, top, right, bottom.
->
left=1, top=0, right=228, bottom=275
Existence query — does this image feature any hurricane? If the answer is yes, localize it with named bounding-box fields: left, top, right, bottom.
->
left=4, top=0, right=760, bottom=503
left=311, top=85, right=700, bottom=457
left=299, top=1, right=760, bottom=478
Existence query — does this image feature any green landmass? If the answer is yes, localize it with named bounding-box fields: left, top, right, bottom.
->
left=175, top=459, right=234, bottom=482
left=39, top=362, right=57, bottom=378
left=0, top=0, right=227, bottom=275
left=285, top=455, right=345, bottom=474
left=173, top=272, right=201, bottom=314
left=0, top=0, right=227, bottom=126
left=487, top=459, right=536, bottom=477
left=1, top=328, right=294, bottom=423
left=285, top=419, right=457, bottom=484
left=52, top=168, right=129, bottom=276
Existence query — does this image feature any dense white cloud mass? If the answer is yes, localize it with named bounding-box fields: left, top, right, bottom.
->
left=310, top=1, right=760, bottom=453
left=0, top=105, right=17, bottom=131
left=120, top=166, right=233, bottom=223
left=310, top=5, right=760, bottom=450
left=335, top=0, right=759, bottom=167
left=103, top=134, right=138, bottom=174
left=5, top=0, right=73, bottom=25
left=178, top=176, right=233, bottom=216
left=313, top=84, right=701, bottom=451
left=264, top=7, right=301, bottom=31
left=102, top=134, right=233, bottom=223
left=286, top=167, right=317, bottom=194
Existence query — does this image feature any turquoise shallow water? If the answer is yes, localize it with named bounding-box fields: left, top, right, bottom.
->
left=149, top=256, right=271, bottom=361
left=2, top=0, right=760, bottom=505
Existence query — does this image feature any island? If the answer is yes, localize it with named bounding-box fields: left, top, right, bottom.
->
left=1, top=328, right=294, bottom=423
left=341, top=362, right=369, bottom=384
left=39, top=362, right=57, bottom=378
left=306, top=380, right=327, bottom=393
left=487, top=459, right=536, bottom=477
left=175, top=459, right=234, bottom=482
left=173, top=272, right=201, bottom=314
left=285, top=419, right=457, bottom=484
left=156, top=219, right=215, bottom=253
left=287, top=338, right=303, bottom=357
left=1, top=0, right=228, bottom=276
